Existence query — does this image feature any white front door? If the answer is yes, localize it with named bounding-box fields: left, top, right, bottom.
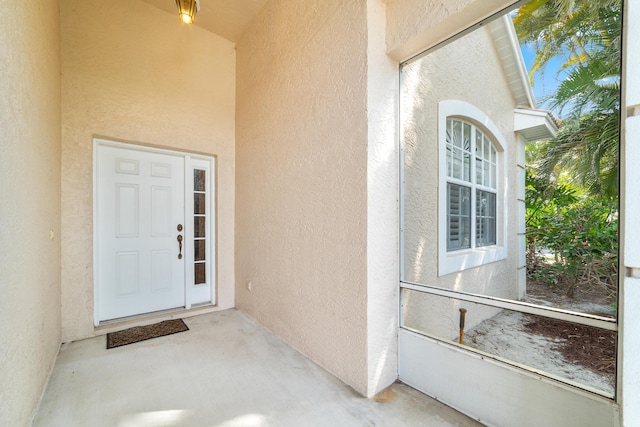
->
left=96, top=143, right=186, bottom=321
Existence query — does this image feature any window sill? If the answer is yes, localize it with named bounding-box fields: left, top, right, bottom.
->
left=438, top=246, right=507, bottom=276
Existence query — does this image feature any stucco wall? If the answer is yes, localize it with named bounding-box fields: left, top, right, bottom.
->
left=384, top=0, right=515, bottom=61
left=60, top=0, right=236, bottom=341
left=235, top=0, right=370, bottom=394
left=0, top=1, right=62, bottom=425
left=366, top=0, right=401, bottom=396
left=401, top=25, right=519, bottom=337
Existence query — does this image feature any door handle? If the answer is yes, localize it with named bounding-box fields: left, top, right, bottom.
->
left=177, top=234, right=183, bottom=259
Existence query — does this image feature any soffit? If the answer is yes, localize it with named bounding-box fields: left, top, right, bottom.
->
left=141, top=0, right=268, bottom=42
left=487, top=15, right=536, bottom=109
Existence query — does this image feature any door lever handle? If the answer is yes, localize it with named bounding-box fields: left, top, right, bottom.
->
left=177, top=234, right=183, bottom=259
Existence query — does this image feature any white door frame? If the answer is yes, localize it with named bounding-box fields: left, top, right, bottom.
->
left=93, top=138, right=216, bottom=325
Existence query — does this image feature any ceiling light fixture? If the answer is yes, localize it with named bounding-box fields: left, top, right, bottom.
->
left=175, top=0, right=200, bottom=24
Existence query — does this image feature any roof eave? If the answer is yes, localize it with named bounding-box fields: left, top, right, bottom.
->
left=514, top=108, right=559, bottom=141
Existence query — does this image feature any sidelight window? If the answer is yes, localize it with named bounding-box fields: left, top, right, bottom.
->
left=193, top=169, right=207, bottom=285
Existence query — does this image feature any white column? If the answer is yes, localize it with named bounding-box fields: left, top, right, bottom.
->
left=620, top=0, right=640, bottom=425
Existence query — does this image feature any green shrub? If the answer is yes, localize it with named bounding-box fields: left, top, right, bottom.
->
left=526, top=172, right=618, bottom=296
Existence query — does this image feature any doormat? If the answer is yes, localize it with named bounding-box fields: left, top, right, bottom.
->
left=106, top=319, right=189, bottom=349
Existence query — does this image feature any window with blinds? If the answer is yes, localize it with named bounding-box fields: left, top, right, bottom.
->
left=446, top=118, right=497, bottom=251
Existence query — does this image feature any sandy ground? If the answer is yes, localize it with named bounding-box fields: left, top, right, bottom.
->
left=461, top=307, right=615, bottom=395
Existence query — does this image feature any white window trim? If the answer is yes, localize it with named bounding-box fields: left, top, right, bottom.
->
left=438, top=100, right=508, bottom=276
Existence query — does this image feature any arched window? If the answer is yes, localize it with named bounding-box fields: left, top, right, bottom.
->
left=446, top=118, right=497, bottom=250
left=438, top=100, right=507, bottom=275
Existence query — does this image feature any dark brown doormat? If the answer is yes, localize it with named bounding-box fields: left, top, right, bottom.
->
left=106, top=319, right=189, bottom=349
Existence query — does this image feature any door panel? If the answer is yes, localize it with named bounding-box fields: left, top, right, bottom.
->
left=151, top=186, right=172, bottom=236
left=116, top=251, right=139, bottom=296
left=151, top=250, right=172, bottom=292
left=97, top=144, right=185, bottom=321
left=115, top=184, right=139, bottom=237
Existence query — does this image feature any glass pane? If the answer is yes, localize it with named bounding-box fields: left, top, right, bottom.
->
left=483, top=134, right=489, bottom=158
left=492, top=219, right=496, bottom=244
left=463, top=152, right=470, bottom=182
left=194, top=193, right=206, bottom=215
left=447, top=185, right=459, bottom=250
left=452, top=148, right=462, bottom=180
left=460, top=217, right=470, bottom=248
left=447, top=119, right=453, bottom=160
left=475, top=157, right=482, bottom=185
left=194, top=239, right=206, bottom=261
left=401, top=290, right=615, bottom=396
left=448, top=184, right=471, bottom=251
left=483, top=161, right=490, bottom=187
left=488, top=192, right=496, bottom=217
left=476, top=191, right=485, bottom=216
left=491, top=164, right=496, bottom=189
left=476, top=218, right=495, bottom=246
left=194, top=262, right=206, bottom=285
left=476, top=217, right=484, bottom=244
left=448, top=216, right=459, bottom=246
left=463, top=123, right=471, bottom=151
left=194, top=216, right=205, bottom=238
left=194, top=169, right=206, bottom=192
left=476, top=190, right=496, bottom=246
left=460, top=186, right=471, bottom=213
left=448, top=184, right=460, bottom=215
left=452, top=120, right=462, bottom=148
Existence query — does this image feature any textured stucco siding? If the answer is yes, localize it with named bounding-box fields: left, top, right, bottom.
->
left=366, top=0, right=401, bottom=396
left=235, top=0, right=370, bottom=394
left=60, top=0, right=236, bottom=341
left=0, top=1, right=62, bottom=425
left=401, top=25, right=519, bottom=338
left=385, top=0, right=517, bottom=61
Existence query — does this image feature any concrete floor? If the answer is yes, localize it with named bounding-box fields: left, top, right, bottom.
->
left=33, top=309, right=481, bottom=426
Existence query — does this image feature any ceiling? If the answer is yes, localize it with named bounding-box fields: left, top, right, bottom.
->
left=142, top=0, right=269, bottom=42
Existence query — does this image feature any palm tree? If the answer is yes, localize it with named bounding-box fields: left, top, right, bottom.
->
left=514, top=0, right=621, bottom=198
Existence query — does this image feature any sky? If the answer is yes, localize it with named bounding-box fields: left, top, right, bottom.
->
left=520, top=45, right=568, bottom=117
